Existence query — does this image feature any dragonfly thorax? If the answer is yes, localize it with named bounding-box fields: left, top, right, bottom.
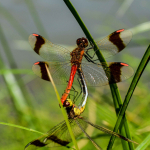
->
left=70, top=47, right=85, bottom=65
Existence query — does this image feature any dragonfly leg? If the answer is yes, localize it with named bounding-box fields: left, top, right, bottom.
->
left=84, top=54, right=98, bottom=65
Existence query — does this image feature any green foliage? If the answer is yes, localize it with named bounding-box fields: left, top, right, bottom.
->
left=0, top=0, right=150, bottom=150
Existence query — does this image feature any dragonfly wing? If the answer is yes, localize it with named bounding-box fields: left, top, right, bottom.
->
left=25, top=119, right=88, bottom=150
left=83, top=119, right=138, bottom=144
left=75, top=118, right=102, bottom=150
left=32, top=61, right=71, bottom=84
left=86, top=29, right=132, bottom=60
left=29, top=34, right=71, bottom=62
left=24, top=121, right=69, bottom=150
left=81, top=62, right=134, bottom=86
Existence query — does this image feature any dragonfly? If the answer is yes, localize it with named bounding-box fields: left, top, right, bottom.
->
left=25, top=86, right=137, bottom=150
left=29, top=29, right=133, bottom=106
left=25, top=64, right=137, bottom=150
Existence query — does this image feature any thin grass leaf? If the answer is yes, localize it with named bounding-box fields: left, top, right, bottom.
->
left=0, top=61, right=36, bottom=127
left=44, top=64, right=79, bottom=150
left=0, top=24, right=36, bottom=128
left=0, top=23, right=35, bottom=109
left=110, top=87, right=133, bottom=150
left=116, top=0, right=134, bottom=18
left=0, top=122, right=44, bottom=135
left=63, top=0, right=133, bottom=149
left=107, top=45, right=150, bottom=149
left=135, top=133, right=150, bottom=150
left=130, top=21, right=150, bottom=35
left=0, top=69, right=32, bottom=74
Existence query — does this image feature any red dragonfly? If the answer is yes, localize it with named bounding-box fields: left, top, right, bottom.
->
left=25, top=64, right=137, bottom=150
left=29, top=29, right=133, bottom=105
left=25, top=88, right=137, bottom=150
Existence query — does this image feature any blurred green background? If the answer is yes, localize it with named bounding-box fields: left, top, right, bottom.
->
left=0, top=0, right=150, bottom=150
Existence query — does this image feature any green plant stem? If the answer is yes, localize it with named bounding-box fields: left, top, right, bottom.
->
left=110, top=85, right=134, bottom=150
left=0, top=24, right=35, bottom=111
left=110, top=87, right=131, bottom=150
left=0, top=122, right=44, bottom=135
left=0, top=69, right=32, bottom=74
left=45, top=65, right=79, bottom=150
left=0, top=24, right=36, bottom=128
left=135, top=133, right=150, bottom=150
left=63, top=0, right=105, bottom=63
left=63, top=0, right=132, bottom=149
left=107, top=44, right=150, bottom=149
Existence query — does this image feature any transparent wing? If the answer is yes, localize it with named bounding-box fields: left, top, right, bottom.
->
left=32, top=61, right=134, bottom=86
left=75, top=119, right=102, bottom=150
left=25, top=119, right=88, bottom=150
left=32, top=61, right=72, bottom=84
left=84, top=119, right=138, bottom=144
left=29, top=34, right=72, bottom=62
left=86, top=29, right=132, bottom=61
left=81, top=62, right=134, bottom=86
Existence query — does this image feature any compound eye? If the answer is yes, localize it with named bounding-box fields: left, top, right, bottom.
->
left=76, top=38, right=81, bottom=45
left=63, top=100, right=70, bottom=107
left=82, top=38, right=88, bottom=46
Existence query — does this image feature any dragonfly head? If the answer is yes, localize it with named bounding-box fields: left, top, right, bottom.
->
left=76, top=37, right=88, bottom=48
left=63, top=99, right=73, bottom=107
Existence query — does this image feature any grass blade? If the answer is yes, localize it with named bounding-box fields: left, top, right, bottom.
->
left=110, top=86, right=133, bottom=150
left=107, top=45, right=150, bottom=149
left=45, top=64, right=79, bottom=150
left=0, top=24, right=36, bottom=127
left=63, top=0, right=133, bottom=149
left=0, top=122, right=44, bottom=135
left=135, top=133, right=150, bottom=150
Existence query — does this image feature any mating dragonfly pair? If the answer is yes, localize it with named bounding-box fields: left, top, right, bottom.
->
left=25, top=29, right=136, bottom=149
